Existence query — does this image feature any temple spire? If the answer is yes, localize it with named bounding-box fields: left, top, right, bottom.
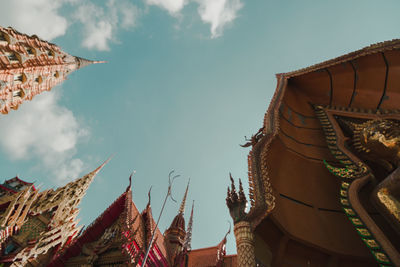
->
left=0, top=26, right=105, bottom=114
left=179, top=179, right=190, bottom=214
left=12, top=159, right=111, bottom=264
left=183, top=200, right=194, bottom=251
left=75, top=56, right=106, bottom=70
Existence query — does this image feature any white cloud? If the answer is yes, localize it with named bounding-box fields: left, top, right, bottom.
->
left=0, top=90, right=89, bottom=184
left=74, top=0, right=140, bottom=51
left=145, top=0, right=187, bottom=15
left=0, top=0, right=139, bottom=51
left=196, top=0, right=243, bottom=38
left=0, top=0, right=241, bottom=47
left=0, top=0, right=68, bottom=41
left=119, top=2, right=140, bottom=29
left=142, top=0, right=243, bottom=38
left=75, top=3, right=113, bottom=51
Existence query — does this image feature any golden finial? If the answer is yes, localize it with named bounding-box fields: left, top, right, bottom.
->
left=179, top=179, right=190, bottom=214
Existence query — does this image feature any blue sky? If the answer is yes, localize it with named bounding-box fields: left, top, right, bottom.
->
left=0, top=0, right=400, bottom=254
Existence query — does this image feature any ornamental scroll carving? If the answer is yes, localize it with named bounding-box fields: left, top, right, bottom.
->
left=82, top=221, right=120, bottom=264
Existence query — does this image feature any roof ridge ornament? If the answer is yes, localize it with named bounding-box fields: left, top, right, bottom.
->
left=146, top=186, right=152, bottom=208
left=126, top=170, right=136, bottom=192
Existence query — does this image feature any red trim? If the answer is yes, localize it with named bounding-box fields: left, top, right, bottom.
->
left=47, top=191, right=128, bottom=266
left=0, top=184, right=17, bottom=193
left=12, top=176, right=33, bottom=185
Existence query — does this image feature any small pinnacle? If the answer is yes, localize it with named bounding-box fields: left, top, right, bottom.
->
left=93, top=60, right=107, bottom=64
left=179, top=179, right=190, bottom=214
left=92, top=156, right=112, bottom=176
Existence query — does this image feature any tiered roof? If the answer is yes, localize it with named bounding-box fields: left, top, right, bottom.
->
left=245, top=39, right=400, bottom=266
left=48, top=183, right=169, bottom=266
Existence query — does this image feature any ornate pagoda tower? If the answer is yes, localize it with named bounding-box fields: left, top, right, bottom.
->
left=0, top=26, right=103, bottom=114
left=164, top=181, right=190, bottom=266
left=228, top=40, right=400, bottom=266
left=0, top=160, right=108, bottom=266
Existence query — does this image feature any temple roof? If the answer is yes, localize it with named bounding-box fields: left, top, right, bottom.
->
left=0, top=176, right=34, bottom=194
left=47, top=188, right=136, bottom=266
left=48, top=179, right=171, bottom=266
left=186, top=235, right=230, bottom=267
left=141, top=202, right=167, bottom=257
left=283, top=39, right=400, bottom=79
left=246, top=39, right=400, bottom=264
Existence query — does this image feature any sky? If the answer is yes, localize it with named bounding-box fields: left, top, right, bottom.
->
left=0, top=0, right=400, bottom=255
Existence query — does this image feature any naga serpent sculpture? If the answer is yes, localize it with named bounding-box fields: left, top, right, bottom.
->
left=313, top=105, right=400, bottom=266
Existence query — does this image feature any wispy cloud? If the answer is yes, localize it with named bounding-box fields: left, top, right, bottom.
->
left=196, top=0, right=243, bottom=38
left=144, top=0, right=187, bottom=16
left=0, top=90, right=89, bottom=184
left=0, top=0, right=139, bottom=51
left=0, top=0, right=68, bottom=41
left=75, top=0, right=139, bottom=51
left=0, top=0, right=242, bottom=48
left=142, top=0, right=243, bottom=38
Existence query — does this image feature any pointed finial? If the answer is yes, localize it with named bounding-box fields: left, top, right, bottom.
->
left=238, top=179, right=246, bottom=202
left=229, top=173, right=238, bottom=203
left=92, top=156, right=113, bottom=177
left=147, top=186, right=152, bottom=207
left=229, top=173, right=236, bottom=194
left=179, top=179, right=190, bottom=214
left=75, top=57, right=106, bottom=69
left=126, top=170, right=136, bottom=192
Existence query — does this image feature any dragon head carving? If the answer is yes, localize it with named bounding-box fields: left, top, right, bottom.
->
left=349, top=119, right=400, bottom=170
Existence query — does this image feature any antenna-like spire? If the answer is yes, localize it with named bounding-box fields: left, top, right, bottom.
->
left=183, top=200, right=194, bottom=251
left=179, top=179, right=190, bottom=214
left=92, top=156, right=112, bottom=177
left=75, top=57, right=106, bottom=69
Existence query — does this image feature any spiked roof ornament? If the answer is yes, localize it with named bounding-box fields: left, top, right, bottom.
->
left=126, top=170, right=136, bottom=192
left=179, top=179, right=190, bottom=214
left=183, top=200, right=194, bottom=251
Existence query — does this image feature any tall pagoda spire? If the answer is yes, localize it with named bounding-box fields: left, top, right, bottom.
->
left=183, top=200, right=194, bottom=251
left=11, top=159, right=110, bottom=265
left=0, top=26, right=104, bottom=114
left=164, top=180, right=190, bottom=266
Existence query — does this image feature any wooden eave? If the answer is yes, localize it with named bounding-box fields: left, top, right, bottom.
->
left=247, top=39, right=400, bottom=263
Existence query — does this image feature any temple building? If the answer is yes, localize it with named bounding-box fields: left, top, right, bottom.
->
left=0, top=160, right=108, bottom=266
left=0, top=168, right=236, bottom=266
left=48, top=179, right=236, bottom=267
left=227, top=40, right=400, bottom=266
left=0, top=26, right=103, bottom=114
